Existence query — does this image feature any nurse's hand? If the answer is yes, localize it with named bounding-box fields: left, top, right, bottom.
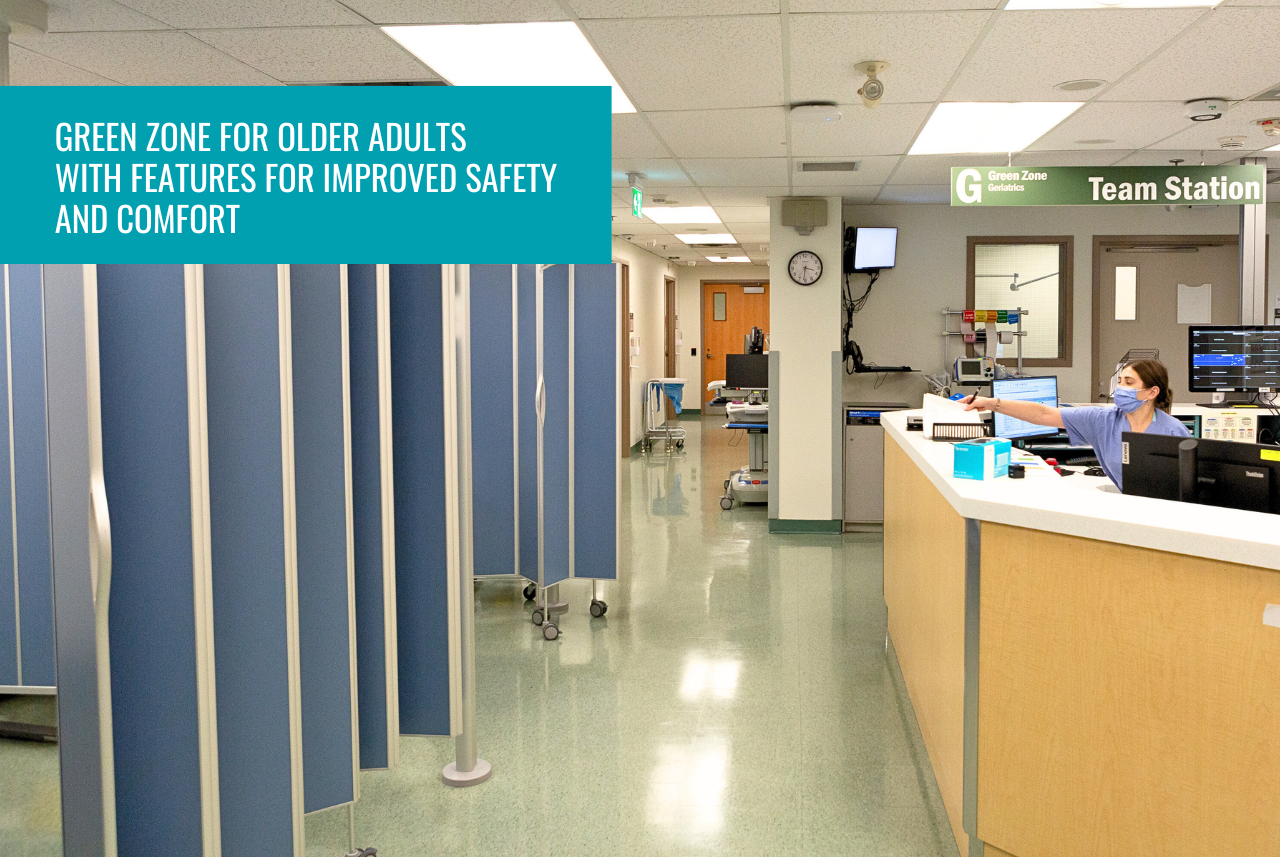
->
left=962, top=395, right=994, bottom=412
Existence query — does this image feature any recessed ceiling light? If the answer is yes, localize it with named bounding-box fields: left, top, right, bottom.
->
left=708, top=256, right=752, bottom=263
left=1055, top=79, right=1106, bottom=92
left=1266, top=143, right=1280, bottom=151
left=676, top=233, right=736, bottom=244
left=1075, top=138, right=1116, bottom=144
left=643, top=206, right=722, bottom=225
left=1008, top=0, right=1221, bottom=8
left=909, top=102, right=1084, bottom=155
left=383, top=22, right=636, bottom=113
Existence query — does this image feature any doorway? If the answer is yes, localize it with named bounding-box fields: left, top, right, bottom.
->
left=620, top=262, right=630, bottom=458
left=1092, top=236, right=1240, bottom=404
left=701, top=281, right=770, bottom=406
left=664, top=276, right=677, bottom=420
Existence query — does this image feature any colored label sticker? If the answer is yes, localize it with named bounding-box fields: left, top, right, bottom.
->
left=1007, top=311, right=1019, bottom=323
left=997, top=309, right=1008, bottom=323
left=963, top=310, right=975, bottom=323
left=975, top=310, right=987, bottom=323
left=1261, top=449, right=1280, bottom=462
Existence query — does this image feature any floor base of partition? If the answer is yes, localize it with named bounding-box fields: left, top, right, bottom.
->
left=442, top=758, right=492, bottom=787
left=548, top=600, right=568, bottom=613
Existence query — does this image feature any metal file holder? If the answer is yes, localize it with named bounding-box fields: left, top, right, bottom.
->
left=942, top=307, right=1030, bottom=376
left=931, top=422, right=993, bottom=442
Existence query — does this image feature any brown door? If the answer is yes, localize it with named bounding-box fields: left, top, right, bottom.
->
left=703, top=282, right=770, bottom=404
left=664, top=277, right=677, bottom=419
left=1094, top=239, right=1238, bottom=404
left=620, top=262, right=630, bottom=458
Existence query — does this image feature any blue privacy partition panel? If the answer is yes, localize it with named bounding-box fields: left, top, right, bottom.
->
left=542, top=265, right=571, bottom=588
left=96, top=263, right=211, bottom=856
left=0, top=268, right=15, bottom=687
left=348, top=264, right=397, bottom=770
left=571, top=264, right=619, bottom=581
left=469, top=264, right=517, bottom=578
left=289, top=265, right=358, bottom=811
left=203, top=264, right=302, bottom=857
left=389, top=264, right=450, bottom=736
left=9, top=264, right=56, bottom=688
left=517, top=265, right=538, bottom=584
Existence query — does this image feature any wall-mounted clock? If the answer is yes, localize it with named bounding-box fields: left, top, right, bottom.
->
left=788, top=251, right=822, bottom=285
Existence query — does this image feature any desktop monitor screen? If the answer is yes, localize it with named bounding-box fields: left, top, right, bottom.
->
left=853, top=227, right=898, bottom=271
left=726, top=353, right=768, bottom=390
left=1188, top=325, right=1280, bottom=392
left=1122, top=432, right=1279, bottom=514
left=991, top=376, right=1058, bottom=439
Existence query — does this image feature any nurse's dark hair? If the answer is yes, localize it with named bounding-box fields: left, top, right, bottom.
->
left=1123, top=358, right=1173, bottom=413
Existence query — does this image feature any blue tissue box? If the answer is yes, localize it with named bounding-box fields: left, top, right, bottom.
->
left=953, top=437, right=1011, bottom=480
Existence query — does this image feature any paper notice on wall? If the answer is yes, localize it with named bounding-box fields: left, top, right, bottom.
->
left=1114, top=266, right=1137, bottom=320
left=1177, top=283, right=1212, bottom=324
left=1264, top=604, right=1280, bottom=629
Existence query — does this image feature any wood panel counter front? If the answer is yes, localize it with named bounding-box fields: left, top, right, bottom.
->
left=882, top=412, right=1280, bottom=857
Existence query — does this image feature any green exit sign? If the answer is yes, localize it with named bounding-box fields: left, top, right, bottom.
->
left=631, top=186, right=643, bottom=219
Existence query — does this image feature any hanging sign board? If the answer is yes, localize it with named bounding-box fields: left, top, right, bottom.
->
left=950, top=165, right=1266, bottom=207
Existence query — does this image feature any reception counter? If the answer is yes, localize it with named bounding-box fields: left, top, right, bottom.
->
left=880, top=410, right=1280, bottom=857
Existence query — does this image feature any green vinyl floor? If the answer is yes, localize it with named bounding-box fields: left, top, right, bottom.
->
left=0, top=415, right=958, bottom=857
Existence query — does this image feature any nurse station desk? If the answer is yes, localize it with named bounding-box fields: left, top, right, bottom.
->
left=880, top=410, right=1280, bottom=857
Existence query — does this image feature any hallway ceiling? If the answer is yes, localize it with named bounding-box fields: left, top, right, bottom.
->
left=11, top=0, right=1280, bottom=266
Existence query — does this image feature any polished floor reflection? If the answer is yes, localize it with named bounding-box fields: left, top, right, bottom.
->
left=0, top=415, right=958, bottom=856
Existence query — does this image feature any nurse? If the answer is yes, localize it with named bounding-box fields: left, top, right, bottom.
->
left=962, top=358, right=1190, bottom=488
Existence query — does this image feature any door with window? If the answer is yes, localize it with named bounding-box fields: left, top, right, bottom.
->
left=1094, top=237, right=1240, bottom=404
left=702, top=282, right=769, bottom=405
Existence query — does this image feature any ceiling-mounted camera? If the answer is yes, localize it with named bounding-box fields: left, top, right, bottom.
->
left=855, top=61, right=890, bottom=109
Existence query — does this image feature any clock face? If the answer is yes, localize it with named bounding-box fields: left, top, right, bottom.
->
left=788, top=251, right=822, bottom=285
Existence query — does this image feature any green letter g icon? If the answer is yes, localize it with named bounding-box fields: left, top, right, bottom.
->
left=956, top=169, right=982, bottom=204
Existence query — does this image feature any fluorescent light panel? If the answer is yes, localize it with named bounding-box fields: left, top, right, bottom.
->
left=1266, top=142, right=1280, bottom=151
left=384, top=22, right=636, bottom=114
left=676, top=233, right=736, bottom=244
left=910, top=102, right=1084, bottom=155
left=707, top=256, right=752, bottom=263
left=644, top=206, right=722, bottom=225
left=1007, top=0, right=1220, bottom=7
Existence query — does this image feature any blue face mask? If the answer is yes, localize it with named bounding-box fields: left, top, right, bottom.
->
left=1112, top=386, right=1149, bottom=414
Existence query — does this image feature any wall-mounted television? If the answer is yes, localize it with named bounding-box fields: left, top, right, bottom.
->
left=852, top=227, right=897, bottom=272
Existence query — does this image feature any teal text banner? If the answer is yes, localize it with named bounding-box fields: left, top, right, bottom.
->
left=950, top=165, right=1266, bottom=207
left=0, top=85, right=612, bottom=263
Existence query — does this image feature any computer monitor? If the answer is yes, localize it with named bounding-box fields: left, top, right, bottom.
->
left=853, top=227, right=897, bottom=271
left=725, top=353, right=768, bottom=390
left=1122, top=432, right=1280, bottom=514
left=991, top=376, right=1059, bottom=440
left=1188, top=325, right=1280, bottom=392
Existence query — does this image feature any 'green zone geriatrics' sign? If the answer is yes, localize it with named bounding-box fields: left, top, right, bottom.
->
left=951, top=165, right=1267, bottom=207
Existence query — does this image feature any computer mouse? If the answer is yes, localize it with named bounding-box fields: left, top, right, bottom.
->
left=1084, top=467, right=1106, bottom=477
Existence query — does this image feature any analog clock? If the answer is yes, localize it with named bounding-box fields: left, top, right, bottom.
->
left=788, top=251, right=822, bottom=285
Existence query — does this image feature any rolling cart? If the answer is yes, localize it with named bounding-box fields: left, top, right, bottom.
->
left=642, top=377, right=686, bottom=452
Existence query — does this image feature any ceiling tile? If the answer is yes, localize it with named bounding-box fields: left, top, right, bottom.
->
left=947, top=10, right=1201, bottom=102
left=723, top=224, right=771, bottom=242
left=1101, top=7, right=1280, bottom=102
left=612, top=159, right=691, bottom=186
left=791, top=155, right=898, bottom=186
left=1111, top=148, right=1244, bottom=166
left=1148, top=101, right=1280, bottom=151
left=699, top=186, right=791, bottom=205
left=787, top=12, right=991, bottom=105
left=613, top=114, right=670, bottom=159
left=648, top=108, right=787, bottom=159
left=713, top=205, right=771, bottom=222
left=888, top=153, right=1006, bottom=185
left=47, top=0, right=169, bottom=31
left=192, top=27, right=436, bottom=82
left=790, top=103, right=931, bottom=158
left=1011, top=149, right=1129, bottom=166
left=10, top=43, right=121, bottom=84
left=569, top=0, right=778, bottom=16
left=583, top=16, right=783, bottom=111
left=10, top=30, right=281, bottom=84
left=611, top=220, right=671, bottom=235
left=876, top=184, right=950, bottom=203
left=1028, top=102, right=1193, bottom=151
left=793, top=0, right=999, bottom=10
left=336, top=0, right=568, bottom=24
left=830, top=186, right=882, bottom=203
left=115, top=0, right=363, bottom=28
left=683, top=158, right=790, bottom=186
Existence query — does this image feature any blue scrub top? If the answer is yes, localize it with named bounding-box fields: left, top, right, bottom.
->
left=1061, top=405, right=1190, bottom=489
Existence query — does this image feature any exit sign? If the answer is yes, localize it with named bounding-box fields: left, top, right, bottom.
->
left=631, top=186, right=643, bottom=218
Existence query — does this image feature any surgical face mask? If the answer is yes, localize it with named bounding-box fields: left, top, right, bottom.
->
left=1112, top=385, right=1149, bottom=414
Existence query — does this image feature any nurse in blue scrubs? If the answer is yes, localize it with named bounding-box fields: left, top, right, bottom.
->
left=963, top=358, right=1190, bottom=488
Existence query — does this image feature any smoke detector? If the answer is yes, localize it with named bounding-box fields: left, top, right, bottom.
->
left=1218, top=135, right=1247, bottom=150
left=1184, top=98, right=1227, bottom=121
left=790, top=102, right=842, bottom=123
left=1255, top=118, right=1280, bottom=137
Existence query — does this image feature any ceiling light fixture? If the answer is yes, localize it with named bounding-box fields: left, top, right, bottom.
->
left=676, top=233, right=736, bottom=244
left=909, top=102, right=1083, bottom=155
left=790, top=102, right=842, bottom=123
left=707, top=256, right=752, bottom=263
left=1055, top=79, right=1106, bottom=92
left=1006, top=0, right=1221, bottom=8
left=383, top=22, right=636, bottom=113
left=642, top=206, right=722, bottom=225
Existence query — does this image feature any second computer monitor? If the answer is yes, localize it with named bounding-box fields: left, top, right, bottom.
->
left=726, top=353, right=769, bottom=390
left=991, top=375, right=1059, bottom=439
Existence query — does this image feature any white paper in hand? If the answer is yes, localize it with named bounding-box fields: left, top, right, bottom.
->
left=923, top=393, right=982, bottom=436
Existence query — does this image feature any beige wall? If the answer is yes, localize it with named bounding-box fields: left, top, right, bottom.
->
left=611, top=237, right=677, bottom=448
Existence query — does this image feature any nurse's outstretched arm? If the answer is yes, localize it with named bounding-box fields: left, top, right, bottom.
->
left=961, top=394, right=1065, bottom=429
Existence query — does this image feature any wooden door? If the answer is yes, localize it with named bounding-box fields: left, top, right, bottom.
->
left=664, top=277, right=677, bottom=419
left=703, top=282, right=769, bottom=404
left=620, top=263, right=630, bottom=457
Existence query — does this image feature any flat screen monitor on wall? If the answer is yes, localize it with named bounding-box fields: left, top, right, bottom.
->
left=1188, top=325, right=1280, bottom=392
left=853, top=227, right=898, bottom=271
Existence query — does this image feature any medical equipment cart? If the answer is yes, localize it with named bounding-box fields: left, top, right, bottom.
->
left=642, top=377, right=686, bottom=452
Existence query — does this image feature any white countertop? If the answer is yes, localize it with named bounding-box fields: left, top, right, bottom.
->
left=882, top=410, right=1280, bottom=572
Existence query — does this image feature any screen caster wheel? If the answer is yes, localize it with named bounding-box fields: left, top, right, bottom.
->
left=531, top=608, right=544, bottom=626
left=589, top=599, right=608, bottom=618
left=542, top=622, right=559, bottom=641
left=720, top=497, right=733, bottom=510
left=522, top=583, right=536, bottom=601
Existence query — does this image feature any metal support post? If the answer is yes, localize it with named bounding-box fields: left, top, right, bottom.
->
left=442, top=265, right=490, bottom=787
left=1239, top=157, right=1267, bottom=325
